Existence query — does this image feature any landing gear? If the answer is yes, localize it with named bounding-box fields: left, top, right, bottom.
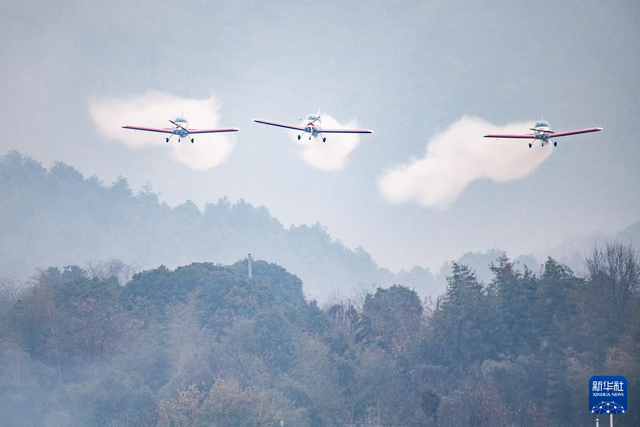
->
left=528, top=143, right=532, bottom=148
left=553, top=141, right=557, bottom=147
left=298, top=135, right=301, bottom=140
left=322, top=137, right=326, bottom=143
left=178, top=138, right=181, bottom=143
left=191, top=138, right=194, bottom=143
left=166, top=138, right=170, bottom=143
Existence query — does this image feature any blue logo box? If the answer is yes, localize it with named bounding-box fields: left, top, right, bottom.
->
left=589, top=376, right=627, bottom=415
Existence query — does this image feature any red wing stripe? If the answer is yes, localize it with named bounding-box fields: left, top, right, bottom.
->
left=319, top=128, right=374, bottom=134
left=187, top=128, right=239, bottom=134
left=122, top=126, right=174, bottom=134
left=483, top=134, right=535, bottom=139
left=549, top=127, right=603, bottom=138
left=253, top=119, right=305, bottom=131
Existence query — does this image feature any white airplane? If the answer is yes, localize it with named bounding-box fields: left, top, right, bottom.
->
left=122, top=117, right=239, bottom=143
left=254, top=113, right=373, bottom=143
left=483, top=119, right=602, bottom=148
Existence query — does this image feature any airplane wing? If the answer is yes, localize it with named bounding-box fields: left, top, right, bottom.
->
left=253, top=119, right=306, bottom=131
left=122, top=125, right=174, bottom=134
left=187, top=128, right=240, bottom=134
left=483, top=133, right=535, bottom=139
left=319, top=128, right=374, bottom=134
left=549, top=127, right=603, bottom=138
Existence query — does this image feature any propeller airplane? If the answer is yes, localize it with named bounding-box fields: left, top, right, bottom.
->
left=483, top=119, right=602, bottom=148
left=254, top=112, right=373, bottom=143
left=122, top=117, right=239, bottom=143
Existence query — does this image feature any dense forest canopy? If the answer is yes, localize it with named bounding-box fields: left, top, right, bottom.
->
left=0, top=244, right=638, bottom=426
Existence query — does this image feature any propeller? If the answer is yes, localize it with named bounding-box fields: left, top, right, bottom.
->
left=529, top=127, right=553, bottom=133
left=169, top=119, right=188, bottom=132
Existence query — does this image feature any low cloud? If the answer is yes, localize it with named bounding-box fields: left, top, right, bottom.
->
left=89, top=92, right=236, bottom=170
left=378, top=116, right=553, bottom=209
left=288, top=114, right=363, bottom=171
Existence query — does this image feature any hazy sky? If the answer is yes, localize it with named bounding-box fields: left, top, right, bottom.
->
left=2, top=0, right=639, bottom=271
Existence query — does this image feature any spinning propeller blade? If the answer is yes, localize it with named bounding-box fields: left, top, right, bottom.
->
left=169, top=119, right=187, bottom=132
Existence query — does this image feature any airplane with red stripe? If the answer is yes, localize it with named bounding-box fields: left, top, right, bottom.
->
left=254, top=112, right=373, bottom=143
left=122, top=117, right=239, bottom=143
left=483, top=119, right=602, bottom=148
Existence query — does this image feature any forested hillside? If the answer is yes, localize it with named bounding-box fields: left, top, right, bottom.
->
left=0, top=151, right=444, bottom=298
left=0, top=245, right=638, bottom=426
left=5, top=151, right=634, bottom=298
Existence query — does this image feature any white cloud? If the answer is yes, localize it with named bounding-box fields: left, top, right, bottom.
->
left=89, top=91, right=236, bottom=171
left=288, top=114, right=364, bottom=171
left=378, top=116, right=553, bottom=209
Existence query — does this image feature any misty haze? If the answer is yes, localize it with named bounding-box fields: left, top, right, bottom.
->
left=1, top=1, right=639, bottom=426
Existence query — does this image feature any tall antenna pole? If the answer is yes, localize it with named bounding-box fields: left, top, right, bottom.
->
left=248, top=253, right=253, bottom=279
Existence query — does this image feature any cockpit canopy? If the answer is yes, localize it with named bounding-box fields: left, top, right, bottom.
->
left=174, top=117, right=188, bottom=124
left=306, top=114, right=320, bottom=121
left=534, top=121, right=549, bottom=128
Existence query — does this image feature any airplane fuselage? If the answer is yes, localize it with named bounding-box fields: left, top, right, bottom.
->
left=530, top=121, right=553, bottom=146
left=304, top=115, right=322, bottom=137
left=172, top=118, right=190, bottom=137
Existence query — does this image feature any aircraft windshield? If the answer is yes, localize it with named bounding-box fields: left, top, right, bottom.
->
left=535, top=121, right=549, bottom=128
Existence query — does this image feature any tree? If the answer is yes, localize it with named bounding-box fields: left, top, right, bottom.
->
left=157, top=380, right=304, bottom=427
left=426, top=263, right=493, bottom=366
left=489, top=253, right=538, bottom=355
left=356, top=285, right=423, bottom=353
left=535, top=258, right=580, bottom=350
left=86, top=259, right=143, bottom=286
left=586, top=243, right=640, bottom=332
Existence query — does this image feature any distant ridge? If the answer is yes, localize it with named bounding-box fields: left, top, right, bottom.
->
left=0, top=151, right=442, bottom=298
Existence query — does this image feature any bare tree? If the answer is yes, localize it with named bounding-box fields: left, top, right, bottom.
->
left=0, top=277, right=26, bottom=303
left=586, top=243, right=640, bottom=329
left=86, top=259, right=143, bottom=286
